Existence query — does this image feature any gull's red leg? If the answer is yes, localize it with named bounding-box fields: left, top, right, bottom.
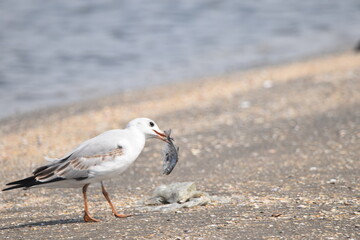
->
left=82, top=184, right=101, bottom=222
left=101, top=182, right=132, bottom=218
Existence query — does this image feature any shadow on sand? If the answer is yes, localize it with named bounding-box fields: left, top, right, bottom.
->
left=0, top=218, right=83, bottom=231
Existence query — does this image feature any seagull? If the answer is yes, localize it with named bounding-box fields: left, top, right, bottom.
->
left=2, top=118, right=169, bottom=222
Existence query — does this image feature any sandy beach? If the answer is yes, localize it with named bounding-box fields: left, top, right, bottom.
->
left=0, top=52, right=359, bottom=239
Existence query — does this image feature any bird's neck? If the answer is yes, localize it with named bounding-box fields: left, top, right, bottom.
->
left=127, top=127, right=146, bottom=151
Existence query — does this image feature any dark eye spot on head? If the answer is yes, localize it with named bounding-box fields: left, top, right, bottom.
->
left=149, top=121, right=154, bottom=127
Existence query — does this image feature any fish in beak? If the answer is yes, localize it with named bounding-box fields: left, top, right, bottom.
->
left=161, top=129, right=179, bottom=175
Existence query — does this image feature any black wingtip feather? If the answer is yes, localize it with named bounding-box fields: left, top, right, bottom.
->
left=2, top=176, right=64, bottom=191
left=5, top=176, right=36, bottom=186
left=2, top=176, right=38, bottom=191
left=2, top=184, right=25, bottom=191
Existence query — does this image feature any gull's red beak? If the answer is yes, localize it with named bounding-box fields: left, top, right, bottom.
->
left=153, top=130, right=167, bottom=142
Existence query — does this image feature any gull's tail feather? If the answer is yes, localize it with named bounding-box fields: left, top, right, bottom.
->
left=2, top=176, right=63, bottom=191
left=3, top=158, right=70, bottom=191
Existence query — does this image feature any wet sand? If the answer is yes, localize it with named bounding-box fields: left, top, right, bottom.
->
left=0, top=52, right=359, bottom=239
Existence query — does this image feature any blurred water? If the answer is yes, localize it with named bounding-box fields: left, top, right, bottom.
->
left=0, top=0, right=360, bottom=119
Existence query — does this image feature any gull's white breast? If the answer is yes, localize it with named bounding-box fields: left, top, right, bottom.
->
left=88, top=128, right=146, bottom=180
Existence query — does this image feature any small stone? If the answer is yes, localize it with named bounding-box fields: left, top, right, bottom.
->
left=328, top=179, right=337, bottom=184
left=309, top=167, right=317, bottom=171
left=240, top=101, right=251, bottom=109
left=268, top=149, right=276, bottom=154
left=263, top=80, right=273, bottom=88
left=190, top=149, right=201, bottom=156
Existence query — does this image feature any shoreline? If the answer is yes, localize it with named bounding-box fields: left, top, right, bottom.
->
left=0, top=47, right=353, bottom=130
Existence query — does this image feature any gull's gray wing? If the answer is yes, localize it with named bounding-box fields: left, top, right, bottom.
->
left=33, top=130, right=124, bottom=183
